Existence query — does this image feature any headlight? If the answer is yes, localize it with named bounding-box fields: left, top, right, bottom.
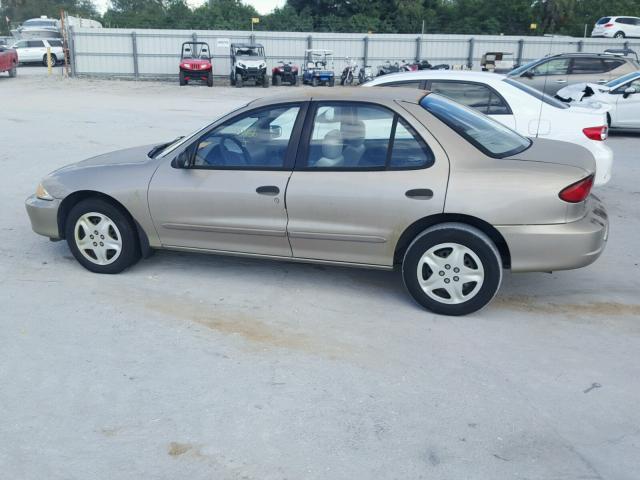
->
left=259, top=62, right=266, bottom=69
left=238, top=62, right=245, bottom=69
left=36, top=183, right=53, bottom=201
left=183, top=63, right=191, bottom=69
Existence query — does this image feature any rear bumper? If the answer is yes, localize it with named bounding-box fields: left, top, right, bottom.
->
left=25, top=194, right=61, bottom=239
left=497, top=195, right=608, bottom=272
left=589, top=141, right=613, bottom=185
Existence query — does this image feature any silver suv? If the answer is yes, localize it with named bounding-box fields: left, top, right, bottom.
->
left=507, top=52, right=639, bottom=95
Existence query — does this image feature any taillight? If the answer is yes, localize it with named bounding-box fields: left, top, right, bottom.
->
left=604, top=23, right=614, bottom=27
left=559, top=175, right=594, bottom=203
left=583, top=126, right=608, bottom=141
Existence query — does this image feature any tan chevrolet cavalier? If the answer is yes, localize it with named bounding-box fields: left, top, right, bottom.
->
left=25, top=88, right=608, bottom=315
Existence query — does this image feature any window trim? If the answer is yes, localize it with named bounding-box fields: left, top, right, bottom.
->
left=379, top=80, right=427, bottom=89
left=294, top=100, right=435, bottom=172
left=183, top=101, right=308, bottom=171
left=423, top=79, right=513, bottom=115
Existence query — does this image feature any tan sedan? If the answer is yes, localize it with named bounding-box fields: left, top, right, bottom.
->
left=25, top=88, right=608, bottom=315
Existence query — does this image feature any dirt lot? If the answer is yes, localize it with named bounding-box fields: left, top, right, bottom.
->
left=1, top=72, right=640, bottom=480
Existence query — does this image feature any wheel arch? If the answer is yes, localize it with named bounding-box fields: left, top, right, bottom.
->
left=57, top=190, right=152, bottom=257
left=394, top=213, right=511, bottom=269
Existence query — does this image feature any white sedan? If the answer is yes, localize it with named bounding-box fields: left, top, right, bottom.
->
left=556, top=72, right=640, bottom=130
left=365, top=71, right=613, bottom=185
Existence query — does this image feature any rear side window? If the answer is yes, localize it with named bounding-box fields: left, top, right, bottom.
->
left=27, top=40, right=44, bottom=48
left=596, top=17, right=611, bottom=25
left=47, top=40, right=63, bottom=47
left=304, top=103, right=434, bottom=170
left=571, top=58, right=605, bottom=74
left=428, top=81, right=511, bottom=115
left=382, top=80, right=423, bottom=88
left=603, top=59, right=625, bottom=72
left=421, top=94, right=531, bottom=159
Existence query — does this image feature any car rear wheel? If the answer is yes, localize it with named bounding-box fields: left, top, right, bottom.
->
left=614, top=31, right=625, bottom=38
left=65, top=198, right=140, bottom=274
left=42, top=54, right=57, bottom=66
left=402, top=223, right=502, bottom=316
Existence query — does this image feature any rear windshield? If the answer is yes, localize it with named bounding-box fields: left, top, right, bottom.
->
left=421, top=94, right=531, bottom=159
left=596, top=17, right=611, bottom=25
left=503, top=78, right=569, bottom=109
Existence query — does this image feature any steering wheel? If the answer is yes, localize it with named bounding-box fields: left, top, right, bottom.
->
left=217, top=135, right=250, bottom=166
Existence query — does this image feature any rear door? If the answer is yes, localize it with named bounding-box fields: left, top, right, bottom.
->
left=426, top=80, right=515, bottom=129
left=285, top=100, right=449, bottom=266
left=569, top=57, right=608, bottom=85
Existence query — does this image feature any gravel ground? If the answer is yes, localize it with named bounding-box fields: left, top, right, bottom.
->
left=1, top=73, right=639, bottom=480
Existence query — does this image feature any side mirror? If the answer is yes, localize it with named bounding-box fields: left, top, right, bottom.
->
left=172, top=149, right=191, bottom=169
left=623, top=86, right=637, bottom=98
left=521, top=70, right=534, bottom=79
left=270, top=125, right=282, bottom=138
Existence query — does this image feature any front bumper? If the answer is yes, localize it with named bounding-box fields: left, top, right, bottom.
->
left=25, top=194, right=61, bottom=240
left=497, top=195, right=608, bottom=272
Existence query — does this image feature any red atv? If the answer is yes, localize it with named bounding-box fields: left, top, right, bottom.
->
left=272, top=61, right=299, bottom=86
left=179, top=41, right=213, bottom=87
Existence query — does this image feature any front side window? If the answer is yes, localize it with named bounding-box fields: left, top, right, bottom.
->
left=428, top=81, right=510, bottom=115
left=421, top=94, right=531, bottom=159
left=571, top=58, right=605, bottom=74
left=532, top=58, right=569, bottom=76
left=13, top=41, right=27, bottom=49
left=193, top=105, right=300, bottom=168
left=27, top=40, right=44, bottom=48
left=305, top=103, right=433, bottom=170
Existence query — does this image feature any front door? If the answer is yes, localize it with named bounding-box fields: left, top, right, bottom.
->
left=285, top=101, right=449, bottom=266
left=614, top=78, right=640, bottom=128
left=523, top=57, right=570, bottom=95
left=148, top=103, right=305, bottom=256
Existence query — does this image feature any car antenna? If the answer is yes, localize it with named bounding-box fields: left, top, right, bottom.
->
left=535, top=33, right=556, bottom=139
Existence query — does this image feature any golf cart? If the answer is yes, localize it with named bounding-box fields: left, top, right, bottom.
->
left=272, top=61, right=299, bottom=86
left=179, top=41, right=213, bottom=87
left=302, top=49, right=335, bottom=87
left=230, top=43, right=269, bottom=88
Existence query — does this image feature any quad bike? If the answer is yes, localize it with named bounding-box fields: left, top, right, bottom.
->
left=179, top=41, right=213, bottom=87
left=340, top=57, right=358, bottom=86
left=272, top=61, right=299, bottom=86
left=230, top=43, right=269, bottom=88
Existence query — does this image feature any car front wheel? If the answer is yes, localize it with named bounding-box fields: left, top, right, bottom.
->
left=614, top=31, right=625, bottom=38
left=402, top=223, right=502, bottom=316
left=65, top=198, right=140, bottom=274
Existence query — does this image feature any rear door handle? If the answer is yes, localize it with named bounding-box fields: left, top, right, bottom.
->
left=256, top=185, right=280, bottom=196
left=405, top=188, right=433, bottom=200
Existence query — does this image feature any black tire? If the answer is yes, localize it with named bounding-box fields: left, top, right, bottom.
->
left=179, top=71, right=187, bottom=86
left=206, top=71, right=213, bottom=87
left=401, top=223, right=502, bottom=316
left=262, top=75, right=270, bottom=88
left=65, top=198, right=141, bottom=274
left=340, top=76, right=346, bottom=86
left=614, top=31, right=625, bottom=38
left=273, top=74, right=282, bottom=86
left=8, top=66, right=17, bottom=78
left=42, top=54, right=52, bottom=67
left=312, top=77, right=319, bottom=87
left=293, top=74, right=299, bottom=86
left=235, top=73, right=243, bottom=88
left=328, top=77, right=335, bottom=87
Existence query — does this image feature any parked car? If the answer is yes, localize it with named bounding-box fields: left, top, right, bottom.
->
left=365, top=71, right=613, bottom=185
left=179, top=41, right=213, bottom=87
left=591, top=16, right=640, bottom=39
left=11, top=38, right=63, bottom=66
left=557, top=72, right=640, bottom=130
left=507, top=52, right=640, bottom=96
left=25, top=89, right=608, bottom=316
left=0, top=44, right=18, bottom=77
left=230, top=43, right=269, bottom=88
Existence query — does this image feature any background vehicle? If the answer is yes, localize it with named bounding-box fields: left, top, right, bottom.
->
left=10, top=16, right=61, bottom=40
left=481, top=52, right=515, bottom=73
left=302, top=49, right=335, bottom=86
left=179, top=41, right=213, bottom=87
left=366, top=71, right=613, bottom=184
left=591, top=16, right=640, bottom=38
left=272, top=61, right=299, bottom=86
left=0, top=44, right=18, bottom=77
left=11, top=38, right=63, bottom=66
left=358, top=65, right=374, bottom=84
left=340, top=57, right=357, bottom=85
left=25, top=88, right=607, bottom=316
left=230, top=43, right=269, bottom=88
left=557, top=72, right=640, bottom=130
left=507, top=52, right=640, bottom=96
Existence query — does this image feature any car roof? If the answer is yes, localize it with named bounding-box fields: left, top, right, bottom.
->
left=367, top=70, right=506, bottom=85
left=249, top=87, right=428, bottom=107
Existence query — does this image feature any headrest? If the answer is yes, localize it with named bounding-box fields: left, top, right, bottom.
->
left=341, top=120, right=366, bottom=146
left=322, top=130, right=343, bottom=159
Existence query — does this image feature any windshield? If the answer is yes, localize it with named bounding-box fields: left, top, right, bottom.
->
left=421, top=94, right=531, bottom=159
left=606, top=72, right=640, bottom=88
left=503, top=78, right=569, bottom=109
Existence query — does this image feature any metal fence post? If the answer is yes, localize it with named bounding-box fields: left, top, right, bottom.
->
left=363, top=36, right=369, bottom=66
left=415, top=36, right=421, bottom=62
left=516, top=38, right=524, bottom=67
left=577, top=40, right=583, bottom=52
left=307, top=35, right=313, bottom=50
left=467, top=37, right=474, bottom=69
left=249, top=33, right=255, bottom=44
left=192, top=32, right=198, bottom=43
left=131, top=31, right=139, bottom=79
left=68, top=25, right=77, bottom=77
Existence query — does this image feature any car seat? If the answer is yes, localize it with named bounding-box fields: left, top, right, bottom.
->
left=315, top=130, right=344, bottom=167
left=341, top=120, right=366, bottom=167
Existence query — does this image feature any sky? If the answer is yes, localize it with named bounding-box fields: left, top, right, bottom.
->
left=93, top=0, right=286, bottom=15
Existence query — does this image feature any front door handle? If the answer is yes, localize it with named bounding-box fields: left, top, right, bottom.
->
left=555, top=79, right=567, bottom=84
left=405, top=188, right=433, bottom=200
left=256, top=185, right=280, bottom=196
